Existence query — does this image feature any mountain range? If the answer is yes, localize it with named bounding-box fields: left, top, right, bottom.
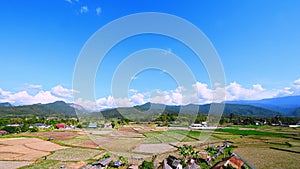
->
left=225, top=95, right=300, bottom=116
left=0, top=101, right=85, bottom=118
left=0, top=95, right=300, bottom=118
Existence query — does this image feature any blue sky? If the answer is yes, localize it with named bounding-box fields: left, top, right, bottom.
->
left=0, top=0, right=300, bottom=109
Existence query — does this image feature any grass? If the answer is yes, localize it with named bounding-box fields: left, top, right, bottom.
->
left=101, top=138, right=143, bottom=152
left=141, top=130, right=220, bottom=143
left=19, top=160, right=60, bottom=169
left=60, top=134, right=91, bottom=145
left=215, top=128, right=293, bottom=137
left=211, top=133, right=241, bottom=140
left=234, top=147, right=300, bottom=169
left=47, top=147, right=103, bottom=161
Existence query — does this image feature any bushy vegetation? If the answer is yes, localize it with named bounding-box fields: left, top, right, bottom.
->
left=215, top=128, right=293, bottom=137
left=178, top=144, right=200, bottom=160
left=140, top=160, right=154, bottom=169
left=0, top=117, right=78, bottom=134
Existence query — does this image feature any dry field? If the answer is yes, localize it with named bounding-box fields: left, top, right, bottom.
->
left=47, top=147, right=103, bottom=161
left=0, top=137, right=68, bottom=168
left=0, top=138, right=68, bottom=161
left=133, top=143, right=177, bottom=154
left=234, top=147, right=300, bottom=169
left=0, top=161, right=33, bottom=169
left=20, top=131, right=79, bottom=140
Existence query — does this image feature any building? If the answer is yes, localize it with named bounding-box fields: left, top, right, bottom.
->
left=211, top=155, right=244, bottom=169
left=6, top=124, right=21, bottom=127
left=164, top=155, right=182, bottom=169
left=103, top=123, right=112, bottom=128
left=56, top=123, right=66, bottom=129
left=35, top=123, right=51, bottom=129
left=289, top=121, right=300, bottom=128
left=183, top=159, right=200, bottom=169
left=88, top=123, right=98, bottom=128
left=0, top=130, right=7, bottom=136
left=92, top=157, right=112, bottom=167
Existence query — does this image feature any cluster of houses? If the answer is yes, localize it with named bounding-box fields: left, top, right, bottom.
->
left=82, top=157, right=138, bottom=169
left=87, top=123, right=113, bottom=129
left=163, top=155, right=201, bottom=169
left=79, top=142, right=247, bottom=169
left=0, top=123, right=76, bottom=135
left=162, top=142, right=246, bottom=169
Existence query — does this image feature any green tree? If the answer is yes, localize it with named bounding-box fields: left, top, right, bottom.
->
left=140, top=160, right=154, bottom=169
left=21, top=124, right=29, bottom=132
left=178, top=144, right=199, bottom=160
left=30, top=126, right=39, bottom=132
left=119, top=156, right=128, bottom=164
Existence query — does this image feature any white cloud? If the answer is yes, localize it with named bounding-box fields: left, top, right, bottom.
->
left=80, top=6, right=88, bottom=13
left=130, top=93, right=145, bottom=105
left=293, top=78, right=300, bottom=86
left=7, top=90, right=63, bottom=105
left=275, top=78, right=300, bottom=97
left=0, top=85, right=73, bottom=105
left=224, top=82, right=272, bottom=101
left=27, top=84, right=42, bottom=89
left=2, top=78, right=300, bottom=109
left=51, top=85, right=77, bottom=98
left=65, top=0, right=73, bottom=4
left=129, top=89, right=138, bottom=93
left=96, top=7, right=101, bottom=16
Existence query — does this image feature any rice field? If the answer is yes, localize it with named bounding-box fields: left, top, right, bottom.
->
left=141, top=130, right=221, bottom=143
left=234, top=147, right=300, bottom=169
left=47, top=148, right=103, bottom=161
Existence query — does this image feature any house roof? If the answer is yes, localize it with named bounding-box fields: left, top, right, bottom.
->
left=93, top=157, right=112, bottom=166
left=167, top=155, right=182, bottom=168
left=36, top=123, right=46, bottom=126
left=88, top=123, right=98, bottom=128
left=211, top=155, right=244, bottom=169
left=0, top=130, right=7, bottom=134
left=56, top=124, right=65, bottom=128
left=183, top=163, right=200, bottom=169
left=128, top=165, right=139, bottom=169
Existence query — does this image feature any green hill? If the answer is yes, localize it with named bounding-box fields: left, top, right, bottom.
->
left=93, top=102, right=281, bottom=120
left=0, top=101, right=78, bottom=118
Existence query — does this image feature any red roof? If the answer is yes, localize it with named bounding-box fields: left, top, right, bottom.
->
left=0, top=130, right=7, bottom=135
left=56, top=124, right=65, bottom=128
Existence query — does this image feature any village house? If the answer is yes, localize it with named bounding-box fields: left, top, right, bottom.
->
left=289, top=121, right=300, bottom=128
left=56, top=123, right=66, bottom=129
left=35, top=123, right=51, bottom=129
left=103, top=123, right=112, bottom=129
left=163, top=155, right=182, bottom=169
left=88, top=123, right=98, bottom=128
left=6, top=124, right=21, bottom=127
left=211, top=154, right=244, bottom=169
left=0, top=130, right=7, bottom=136
left=183, top=159, right=200, bottom=169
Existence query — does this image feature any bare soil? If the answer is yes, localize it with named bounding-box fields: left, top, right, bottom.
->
left=0, top=138, right=68, bottom=161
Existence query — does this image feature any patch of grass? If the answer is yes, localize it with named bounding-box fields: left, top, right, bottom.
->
left=215, top=128, right=292, bottom=137
left=60, top=134, right=91, bottom=145
left=212, top=133, right=240, bottom=140
left=142, top=130, right=219, bottom=143
left=234, top=147, right=300, bottom=169
left=19, top=160, right=60, bottom=169
left=47, top=148, right=102, bottom=161
left=102, top=138, right=143, bottom=152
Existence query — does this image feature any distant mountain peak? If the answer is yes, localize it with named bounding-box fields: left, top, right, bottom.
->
left=0, top=102, right=12, bottom=107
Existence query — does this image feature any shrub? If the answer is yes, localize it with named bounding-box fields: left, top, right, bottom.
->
left=140, top=160, right=154, bottom=169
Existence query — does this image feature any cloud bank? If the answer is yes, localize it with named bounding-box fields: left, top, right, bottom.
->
left=1, top=78, right=300, bottom=111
